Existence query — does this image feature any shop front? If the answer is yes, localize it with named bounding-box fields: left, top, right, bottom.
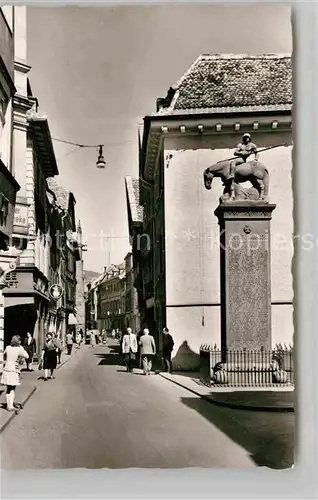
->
left=3, top=266, right=49, bottom=354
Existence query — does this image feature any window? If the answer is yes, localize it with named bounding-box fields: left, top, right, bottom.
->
left=0, top=84, right=9, bottom=148
left=0, top=194, right=9, bottom=226
left=0, top=91, right=8, bottom=127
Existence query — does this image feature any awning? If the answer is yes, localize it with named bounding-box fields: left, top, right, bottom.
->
left=68, top=313, right=77, bottom=325
left=5, top=296, right=34, bottom=308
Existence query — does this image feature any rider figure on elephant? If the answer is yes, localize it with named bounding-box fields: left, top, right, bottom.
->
left=228, top=133, right=259, bottom=180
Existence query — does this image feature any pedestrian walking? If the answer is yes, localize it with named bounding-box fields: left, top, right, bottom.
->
left=90, top=330, right=96, bottom=348
left=54, top=333, right=62, bottom=363
left=1, top=335, right=29, bottom=412
left=162, top=327, right=174, bottom=373
left=102, top=329, right=108, bottom=345
left=23, top=332, right=36, bottom=371
left=139, top=328, right=156, bottom=375
left=75, top=331, right=81, bottom=348
left=121, top=327, right=138, bottom=373
left=136, top=329, right=142, bottom=368
left=79, top=328, right=84, bottom=346
left=96, top=331, right=102, bottom=345
left=119, top=330, right=125, bottom=364
left=40, top=333, right=59, bottom=381
left=66, top=331, right=73, bottom=355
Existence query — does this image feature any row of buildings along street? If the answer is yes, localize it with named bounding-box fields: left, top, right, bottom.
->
left=0, top=6, right=86, bottom=371
left=85, top=253, right=139, bottom=334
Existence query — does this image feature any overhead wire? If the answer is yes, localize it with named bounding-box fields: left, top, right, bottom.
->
left=52, top=137, right=136, bottom=162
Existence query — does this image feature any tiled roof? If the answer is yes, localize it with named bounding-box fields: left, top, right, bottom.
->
left=125, top=176, right=143, bottom=223
left=99, top=263, right=126, bottom=284
left=157, top=54, right=292, bottom=115
left=47, top=178, right=70, bottom=211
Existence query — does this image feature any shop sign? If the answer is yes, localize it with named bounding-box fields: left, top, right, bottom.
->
left=13, top=202, right=29, bottom=235
left=49, top=284, right=63, bottom=300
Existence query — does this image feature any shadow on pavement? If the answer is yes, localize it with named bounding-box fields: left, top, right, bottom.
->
left=94, top=351, right=122, bottom=366
left=108, top=345, right=121, bottom=354
left=180, top=396, right=294, bottom=469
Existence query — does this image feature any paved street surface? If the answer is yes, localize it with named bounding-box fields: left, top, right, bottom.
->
left=0, top=340, right=293, bottom=469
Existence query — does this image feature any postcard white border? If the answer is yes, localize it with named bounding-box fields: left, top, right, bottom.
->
left=0, top=1, right=317, bottom=499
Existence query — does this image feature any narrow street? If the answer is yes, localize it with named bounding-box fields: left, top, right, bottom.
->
left=0, top=340, right=258, bottom=469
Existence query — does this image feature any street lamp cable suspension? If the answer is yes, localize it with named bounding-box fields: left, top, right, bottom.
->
left=52, top=137, right=136, bottom=167
left=51, top=137, right=135, bottom=148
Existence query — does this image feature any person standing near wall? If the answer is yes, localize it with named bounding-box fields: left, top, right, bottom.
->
left=162, top=327, right=174, bottom=374
left=23, top=332, right=36, bottom=371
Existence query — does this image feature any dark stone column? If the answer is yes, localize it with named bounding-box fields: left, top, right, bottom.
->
left=214, top=201, right=276, bottom=356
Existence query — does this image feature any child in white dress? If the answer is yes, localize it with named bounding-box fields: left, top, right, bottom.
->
left=1, top=335, right=29, bottom=412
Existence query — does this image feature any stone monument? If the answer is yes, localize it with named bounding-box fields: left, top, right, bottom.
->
left=214, top=201, right=276, bottom=354
left=203, top=139, right=277, bottom=382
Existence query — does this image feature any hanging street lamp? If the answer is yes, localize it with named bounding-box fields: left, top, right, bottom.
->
left=96, top=145, right=106, bottom=169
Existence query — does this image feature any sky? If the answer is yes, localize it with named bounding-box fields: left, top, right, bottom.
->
left=27, top=4, right=292, bottom=273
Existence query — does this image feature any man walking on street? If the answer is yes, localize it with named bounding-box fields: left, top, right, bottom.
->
left=66, top=331, right=73, bottom=355
left=162, top=327, right=174, bottom=373
left=139, top=328, right=156, bottom=376
left=122, top=328, right=138, bottom=373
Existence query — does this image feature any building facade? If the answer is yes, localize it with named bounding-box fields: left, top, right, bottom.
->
left=74, top=221, right=86, bottom=335
left=97, top=264, right=126, bottom=332
left=0, top=7, right=81, bottom=365
left=132, top=54, right=293, bottom=369
left=0, top=7, right=20, bottom=252
left=0, top=6, right=22, bottom=370
left=124, top=252, right=140, bottom=332
left=0, top=6, right=62, bottom=363
left=46, top=178, right=81, bottom=343
left=125, top=176, right=145, bottom=331
left=85, top=271, right=105, bottom=331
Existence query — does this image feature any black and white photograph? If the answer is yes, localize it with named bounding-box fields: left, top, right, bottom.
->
left=0, top=4, right=295, bottom=472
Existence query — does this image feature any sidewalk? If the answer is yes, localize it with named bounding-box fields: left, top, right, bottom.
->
left=158, top=371, right=295, bottom=412
left=0, top=344, right=81, bottom=433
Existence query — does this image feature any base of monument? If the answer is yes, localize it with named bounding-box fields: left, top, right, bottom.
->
left=211, top=362, right=292, bottom=387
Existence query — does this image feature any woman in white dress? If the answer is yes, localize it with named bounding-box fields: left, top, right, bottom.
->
left=90, top=330, right=96, bottom=348
left=75, top=331, right=81, bottom=348
left=1, top=335, right=29, bottom=412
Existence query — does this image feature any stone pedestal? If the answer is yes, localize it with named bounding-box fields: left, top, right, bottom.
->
left=214, top=201, right=276, bottom=356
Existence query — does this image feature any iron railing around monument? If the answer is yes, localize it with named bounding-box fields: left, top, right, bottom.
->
left=199, top=344, right=294, bottom=387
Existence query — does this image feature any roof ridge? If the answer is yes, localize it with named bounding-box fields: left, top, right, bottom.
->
left=172, top=54, right=204, bottom=91
left=199, top=53, right=292, bottom=60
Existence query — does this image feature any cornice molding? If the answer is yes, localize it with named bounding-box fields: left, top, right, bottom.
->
left=14, top=59, right=31, bottom=74
left=13, top=93, right=32, bottom=114
left=143, top=111, right=292, bottom=181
